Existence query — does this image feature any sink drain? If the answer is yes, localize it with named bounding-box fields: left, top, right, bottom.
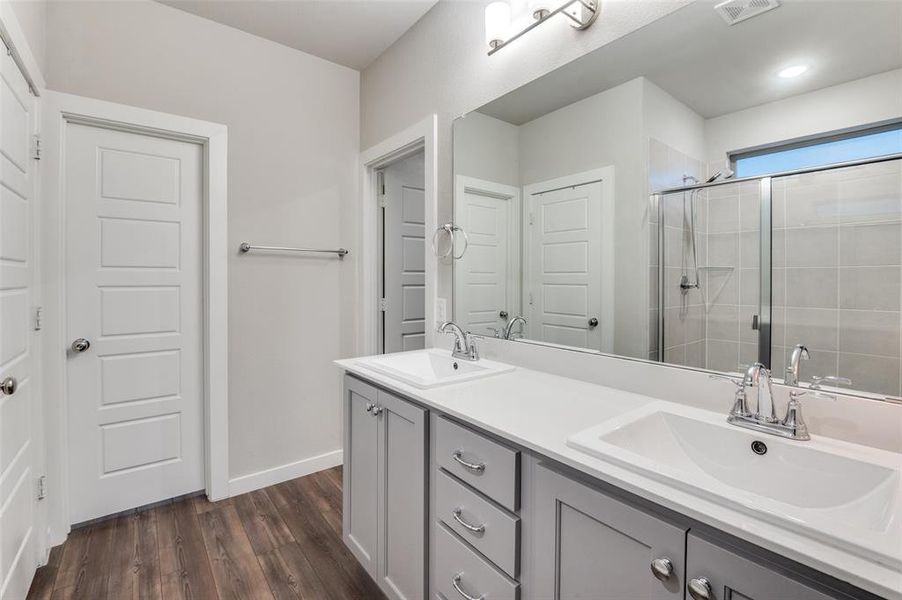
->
left=751, top=440, right=768, bottom=455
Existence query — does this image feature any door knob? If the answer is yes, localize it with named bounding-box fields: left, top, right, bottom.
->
left=687, top=577, right=712, bottom=600
left=588, top=317, right=598, bottom=328
left=0, top=376, right=17, bottom=396
left=71, top=338, right=91, bottom=353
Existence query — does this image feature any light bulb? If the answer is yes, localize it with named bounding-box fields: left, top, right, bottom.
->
left=485, top=1, right=511, bottom=49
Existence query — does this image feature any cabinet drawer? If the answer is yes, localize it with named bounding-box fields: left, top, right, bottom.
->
left=435, top=416, right=519, bottom=511
left=436, top=469, right=520, bottom=578
left=434, top=522, right=519, bottom=600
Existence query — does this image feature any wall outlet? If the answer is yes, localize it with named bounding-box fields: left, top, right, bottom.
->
left=435, top=297, right=447, bottom=325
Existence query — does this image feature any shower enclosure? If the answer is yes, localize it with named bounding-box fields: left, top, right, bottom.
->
left=655, top=155, right=902, bottom=399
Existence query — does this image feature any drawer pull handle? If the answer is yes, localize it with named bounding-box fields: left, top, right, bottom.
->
left=452, top=574, right=484, bottom=600
left=452, top=508, right=485, bottom=533
left=452, top=451, right=485, bottom=473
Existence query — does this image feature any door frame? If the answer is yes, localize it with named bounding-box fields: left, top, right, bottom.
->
left=41, top=91, right=229, bottom=544
left=358, top=115, right=438, bottom=356
left=453, top=175, right=522, bottom=336
left=522, top=167, right=616, bottom=353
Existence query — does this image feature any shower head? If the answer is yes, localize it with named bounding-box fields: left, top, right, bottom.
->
left=706, top=169, right=735, bottom=183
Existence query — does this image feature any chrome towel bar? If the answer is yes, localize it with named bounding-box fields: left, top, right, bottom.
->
left=239, top=242, right=349, bottom=258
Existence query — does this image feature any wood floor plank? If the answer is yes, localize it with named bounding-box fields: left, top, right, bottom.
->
left=26, top=545, right=64, bottom=600
left=233, top=489, right=295, bottom=555
left=28, top=467, right=382, bottom=600
left=309, top=471, right=342, bottom=515
left=107, top=510, right=162, bottom=600
left=192, top=494, right=233, bottom=515
left=157, top=500, right=219, bottom=600
left=256, top=543, right=330, bottom=600
left=51, top=519, right=116, bottom=599
left=199, top=503, right=275, bottom=599
left=267, top=482, right=365, bottom=600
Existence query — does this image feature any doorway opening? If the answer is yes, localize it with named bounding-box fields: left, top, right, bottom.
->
left=377, top=150, right=427, bottom=354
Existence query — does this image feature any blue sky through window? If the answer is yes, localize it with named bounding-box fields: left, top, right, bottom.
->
left=734, top=126, right=902, bottom=178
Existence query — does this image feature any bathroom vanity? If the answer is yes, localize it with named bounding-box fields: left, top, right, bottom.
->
left=336, top=352, right=899, bottom=600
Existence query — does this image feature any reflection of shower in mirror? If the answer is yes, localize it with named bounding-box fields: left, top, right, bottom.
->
left=679, top=177, right=702, bottom=301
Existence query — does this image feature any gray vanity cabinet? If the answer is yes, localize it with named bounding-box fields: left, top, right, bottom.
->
left=342, top=375, right=427, bottom=600
left=685, top=534, right=851, bottom=600
left=529, top=462, right=686, bottom=600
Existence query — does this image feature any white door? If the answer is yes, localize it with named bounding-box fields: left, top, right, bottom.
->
left=454, top=177, right=520, bottom=337
left=382, top=152, right=425, bottom=354
left=527, top=181, right=604, bottom=350
left=0, top=40, right=40, bottom=600
left=65, top=122, right=204, bottom=524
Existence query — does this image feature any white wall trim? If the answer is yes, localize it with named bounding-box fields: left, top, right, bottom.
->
left=358, top=114, right=438, bottom=356
left=228, top=450, right=343, bottom=497
left=41, top=91, right=229, bottom=544
left=523, top=166, right=616, bottom=353
left=0, top=0, right=46, bottom=93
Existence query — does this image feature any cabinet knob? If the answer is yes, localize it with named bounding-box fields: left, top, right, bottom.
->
left=688, top=577, right=712, bottom=600
left=0, top=376, right=17, bottom=396
left=372, top=405, right=383, bottom=416
left=365, top=402, right=374, bottom=412
left=649, top=557, right=673, bottom=581
left=588, top=317, right=598, bottom=328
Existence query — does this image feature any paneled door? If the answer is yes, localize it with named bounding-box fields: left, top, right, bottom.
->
left=454, top=177, right=520, bottom=338
left=65, top=122, right=204, bottom=523
left=382, top=152, right=425, bottom=353
left=0, top=39, right=40, bottom=600
left=527, top=181, right=604, bottom=350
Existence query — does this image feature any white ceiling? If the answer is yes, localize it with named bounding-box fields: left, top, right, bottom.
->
left=157, top=0, right=438, bottom=70
left=479, top=0, right=902, bottom=124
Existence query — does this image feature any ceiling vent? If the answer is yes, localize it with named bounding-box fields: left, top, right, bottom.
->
left=714, top=0, right=780, bottom=25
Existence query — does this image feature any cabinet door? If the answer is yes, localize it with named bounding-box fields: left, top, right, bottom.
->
left=686, top=534, right=849, bottom=600
left=531, top=463, right=686, bottom=600
left=377, top=389, right=427, bottom=600
left=343, top=376, right=380, bottom=576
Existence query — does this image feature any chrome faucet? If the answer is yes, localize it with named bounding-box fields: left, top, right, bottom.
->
left=502, top=316, right=527, bottom=340
left=745, top=362, right=778, bottom=423
left=439, top=321, right=479, bottom=361
left=712, top=361, right=810, bottom=441
left=784, top=344, right=810, bottom=386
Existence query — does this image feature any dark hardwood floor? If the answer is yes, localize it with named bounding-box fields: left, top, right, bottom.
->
left=26, top=466, right=387, bottom=600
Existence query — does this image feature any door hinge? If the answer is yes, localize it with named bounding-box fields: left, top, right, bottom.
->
left=528, top=212, right=535, bottom=225
left=528, top=292, right=535, bottom=305
left=36, top=475, right=46, bottom=500
left=379, top=298, right=387, bottom=312
left=31, top=134, right=41, bottom=160
left=33, top=306, right=43, bottom=331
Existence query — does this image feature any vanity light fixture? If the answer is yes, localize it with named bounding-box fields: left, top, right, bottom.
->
left=777, top=64, right=808, bottom=78
left=484, top=0, right=599, bottom=55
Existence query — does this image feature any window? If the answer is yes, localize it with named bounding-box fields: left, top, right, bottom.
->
left=732, top=124, right=902, bottom=178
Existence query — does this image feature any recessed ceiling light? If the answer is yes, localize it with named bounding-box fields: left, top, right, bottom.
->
left=778, top=64, right=808, bottom=79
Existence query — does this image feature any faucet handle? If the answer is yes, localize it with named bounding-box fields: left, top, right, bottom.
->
left=708, top=373, right=746, bottom=389
left=810, top=375, right=852, bottom=390
left=710, top=374, right=752, bottom=418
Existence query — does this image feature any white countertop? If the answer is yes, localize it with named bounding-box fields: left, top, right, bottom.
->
left=335, top=353, right=902, bottom=599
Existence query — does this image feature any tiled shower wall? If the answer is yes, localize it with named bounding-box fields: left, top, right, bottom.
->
left=648, top=138, right=706, bottom=365
left=771, top=159, right=902, bottom=398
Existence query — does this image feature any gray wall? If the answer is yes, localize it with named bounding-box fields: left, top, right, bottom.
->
left=361, top=0, right=692, bottom=307
left=45, top=0, right=360, bottom=482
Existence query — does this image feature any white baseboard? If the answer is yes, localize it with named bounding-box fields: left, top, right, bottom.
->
left=228, top=449, right=343, bottom=497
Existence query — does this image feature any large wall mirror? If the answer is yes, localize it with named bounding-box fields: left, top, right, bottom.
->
left=452, top=0, right=902, bottom=399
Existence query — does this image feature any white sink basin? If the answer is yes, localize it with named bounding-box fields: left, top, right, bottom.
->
left=567, top=402, right=902, bottom=568
left=356, top=349, right=515, bottom=389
